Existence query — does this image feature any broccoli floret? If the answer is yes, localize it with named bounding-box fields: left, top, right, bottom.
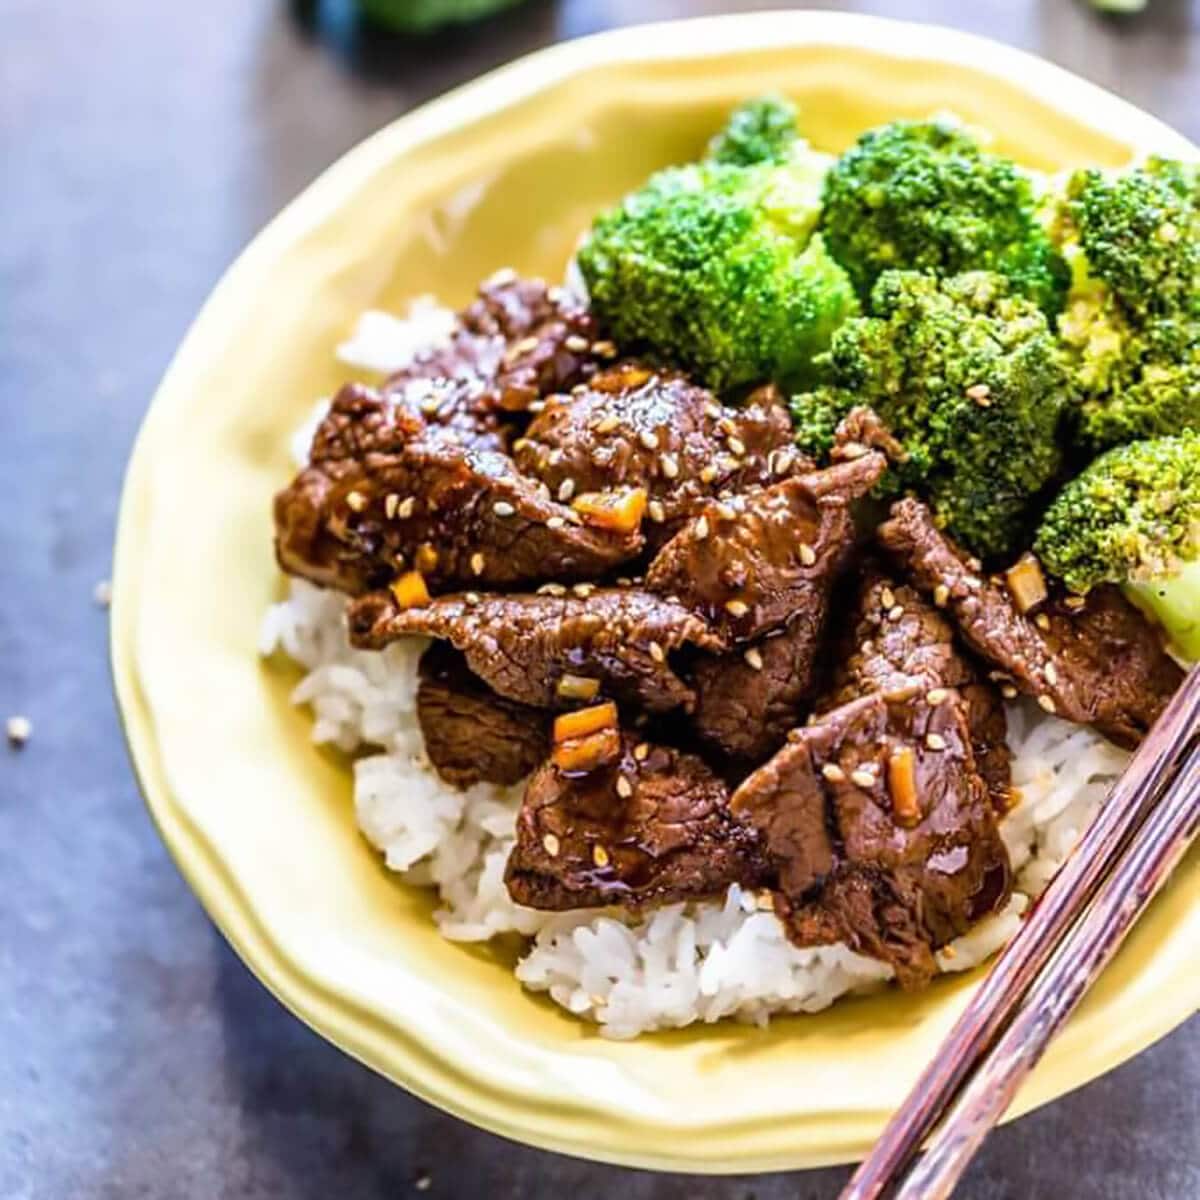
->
left=1035, top=431, right=1200, bottom=655
left=820, top=120, right=1069, bottom=316
left=1052, top=160, right=1200, bottom=450
left=1063, top=158, right=1199, bottom=321
left=578, top=155, right=858, bottom=390
left=706, top=94, right=801, bottom=166
left=791, top=271, right=1067, bottom=558
left=357, top=0, right=524, bottom=31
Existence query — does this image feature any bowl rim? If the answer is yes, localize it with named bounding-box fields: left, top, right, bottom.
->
left=112, top=10, right=1199, bottom=1174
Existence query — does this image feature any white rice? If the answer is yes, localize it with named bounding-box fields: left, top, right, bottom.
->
left=260, top=299, right=1130, bottom=1039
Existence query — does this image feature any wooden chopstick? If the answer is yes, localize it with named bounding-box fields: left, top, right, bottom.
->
left=891, top=740, right=1200, bottom=1199
left=841, top=664, right=1200, bottom=1200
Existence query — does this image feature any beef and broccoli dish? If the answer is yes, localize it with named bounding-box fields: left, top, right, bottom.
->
left=266, top=97, right=1197, bottom=1027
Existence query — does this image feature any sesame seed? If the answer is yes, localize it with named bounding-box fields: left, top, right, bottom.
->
left=647, top=500, right=666, bottom=523
left=592, top=340, right=618, bottom=358
left=634, top=742, right=650, bottom=761
left=725, top=599, right=749, bottom=617
left=639, top=429, right=658, bottom=451
left=421, top=396, right=441, bottom=415
left=515, top=335, right=540, bottom=355
left=694, top=515, right=710, bottom=540
left=1038, top=694, right=1058, bottom=714
left=699, top=465, right=718, bottom=484
left=715, top=502, right=737, bottom=522
left=592, top=844, right=610, bottom=867
left=851, top=768, right=876, bottom=788
left=756, top=890, right=775, bottom=912
left=1035, top=613, right=1052, bottom=631
left=488, top=266, right=518, bottom=287
left=798, top=543, right=817, bottom=566
left=470, top=552, right=485, bottom=576
left=573, top=583, right=594, bottom=598
left=822, top=763, right=846, bottom=783
left=705, top=402, right=723, bottom=419
left=880, top=587, right=896, bottom=610
left=772, top=450, right=794, bottom=476
left=93, top=580, right=112, bottom=609
left=415, top=544, right=438, bottom=572
left=540, top=832, right=560, bottom=858
left=595, top=414, right=620, bottom=434
left=397, top=496, right=416, bottom=520
left=1064, top=595, right=1086, bottom=611
left=616, top=775, right=633, bottom=799
left=888, top=605, right=904, bottom=622
left=727, top=436, right=746, bottom=457
left=415, top=1173, right=432, bottom=1192
left=933, top=584, right=950, bottom=607
left=557, top=478, right=576, bottom=503
left=384, top=493, right=399, bottom=519
left=465, top=591, right=481, bottom=605
left=926, top=688, right=949, bottom=705
left=492, top=501, right=515, bottom=517
left=6, top=715, right=31, bottom=748
left=839, top=440, right=868, bottom=460
left=546, top=516, right=565, bottom=530
left=345, top=490, right=367, bottom=513
left=926, top=732, right=946, bottom=750
left=648, top=640, right=665, bottom=663
left=564, top=334, right=589, bottom=352
left=966, top=383, right=992, bottom=405
left=528, top=400, right=545, bottom=414
left=743, top=647, right=764, bottom=671
left=659, top=453, right=679, bottom=479
left=1043, top=662, right=1059, bottom=685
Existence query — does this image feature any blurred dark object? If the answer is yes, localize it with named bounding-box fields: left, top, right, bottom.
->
left=358, top=0, right=529, bottom=33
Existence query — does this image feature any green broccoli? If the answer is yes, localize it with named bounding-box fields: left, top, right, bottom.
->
left=578, top=153, right=858, bottom=390
left=820, top=120, right=1069, bottom=317
left=1035, top=431, right=1200, bottom=656
left=791, top=271, right=1067, bottom=558
left=706, top=94, right=802, bottom=166
left=357, top=0, right=525, bottom=31
left=1052, top=159, right=1200, bottom=450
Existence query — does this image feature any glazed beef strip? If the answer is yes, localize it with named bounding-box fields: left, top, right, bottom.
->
left=878, top=497, right=1182, bottom=748
left=506, top=731, right=766, bottom=909
left=416, top=644, right=549, bottom=787
left=513, top=367, right=802, bottom=549
left=646, top=453, right=886, bottom=643
left=690, top=606, right=830, bottom=763
left=382, top=273, right=608, bottom=447
left=274, top=385, right=643, bottom=594
left=731, top=690, right=1012, bottom=990
left=822, top=566, right=1012, bottom=811
left=348, top=587, right=724, bottom=713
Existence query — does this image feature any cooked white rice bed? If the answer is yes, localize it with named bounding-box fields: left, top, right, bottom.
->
left=258, top=302, right=1129, bottom=1040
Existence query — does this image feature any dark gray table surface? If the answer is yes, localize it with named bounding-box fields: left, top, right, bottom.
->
left=2, top=1, right=1197, bottom=1197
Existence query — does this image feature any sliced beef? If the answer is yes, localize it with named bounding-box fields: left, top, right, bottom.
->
left=382, top=273, right=606, bottom=448
left=505, top=732, right=766, bottom=909
left=690, top=612, right=828, bottom=762
left=646, top=453, right=885, bottom=643
left=878, top=498, right=1183, bottom=748
left=416, top=644, right=548, bottom=787
left=732, top=689, right=1012, bottom=989
left=348, top=587, right=724, bottom=713
left=274, top=385, right=642, bottom=594
left=513, top=367, right=800, bottom=548
left=823, top=567, right=1012, bottom=811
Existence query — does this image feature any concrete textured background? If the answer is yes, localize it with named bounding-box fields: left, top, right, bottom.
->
left=1, top=1, right=1197, bottom=1196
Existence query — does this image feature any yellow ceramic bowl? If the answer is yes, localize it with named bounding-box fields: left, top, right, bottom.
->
left=112, top=12, right=1200, bottom=1173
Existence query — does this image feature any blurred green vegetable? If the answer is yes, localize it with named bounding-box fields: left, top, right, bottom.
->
left=358, top=0, right=525, bottom=33
left=706, top=94, right=802, bottom=167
